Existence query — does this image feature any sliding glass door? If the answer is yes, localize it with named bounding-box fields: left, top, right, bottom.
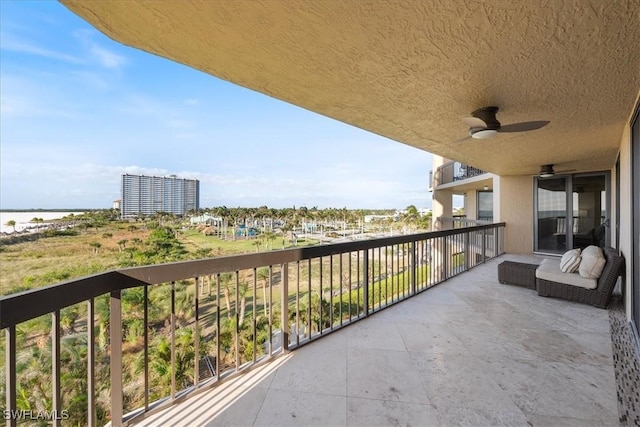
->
left=536, top=177, right=568, bottom=253
left=535, top=173, right=608, bottom=254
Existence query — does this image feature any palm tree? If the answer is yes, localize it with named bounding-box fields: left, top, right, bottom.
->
left=89, top=242, right=102, bottom=255
left=402, top=205, right=420, bottom=233
left=30, top=217, right=44, bottom=231
left=117, top=239, right=128, bottom=251
left=5, top=219, right=16, bottom=232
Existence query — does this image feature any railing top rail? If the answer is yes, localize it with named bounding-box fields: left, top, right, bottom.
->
left=1, top=223, right=505, bottom=329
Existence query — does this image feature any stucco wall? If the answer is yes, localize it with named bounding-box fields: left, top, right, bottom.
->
left=465, top=191, right=477, bottom=221
left=499, top=176, right=534, bottom=254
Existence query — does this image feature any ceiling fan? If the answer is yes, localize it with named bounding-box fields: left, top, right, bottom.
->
left=458, top=106, right=549, bottom=141
left=537, top=164, right=576, bottom=178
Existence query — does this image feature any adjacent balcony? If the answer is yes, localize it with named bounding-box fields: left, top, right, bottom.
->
left=432, top=161, right=488, bottom=189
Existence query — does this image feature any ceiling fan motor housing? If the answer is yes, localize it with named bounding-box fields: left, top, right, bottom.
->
left=472, top=106, right=501, bottom=131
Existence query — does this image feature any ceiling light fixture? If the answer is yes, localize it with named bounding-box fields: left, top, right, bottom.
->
left=483, top=185, right=489, bottom=191
left=539, top=164, right=555, bottom=178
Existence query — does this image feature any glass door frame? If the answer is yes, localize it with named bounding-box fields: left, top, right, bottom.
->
left=534, top=171, right=610, bottom=254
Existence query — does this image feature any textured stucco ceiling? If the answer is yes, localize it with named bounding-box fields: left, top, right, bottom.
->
left=61, top=0, right=640, bottom=176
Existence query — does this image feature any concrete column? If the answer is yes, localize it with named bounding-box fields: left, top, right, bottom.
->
left=432, top=189, right=453, bottom=231
left=492, top=176, right=501, bottom=222
left=465, top=191, right=477, bottom=221
left=496, top=176, right=534, bottom=254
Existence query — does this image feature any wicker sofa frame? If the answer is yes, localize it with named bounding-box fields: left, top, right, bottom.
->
left=536, top=247, right=624, bottom=308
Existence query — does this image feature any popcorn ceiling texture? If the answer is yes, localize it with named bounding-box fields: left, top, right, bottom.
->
left=61, top=1, right=639, bottom=175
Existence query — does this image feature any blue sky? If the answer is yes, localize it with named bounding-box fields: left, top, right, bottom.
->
left=0, top=1, right=434, bottom=210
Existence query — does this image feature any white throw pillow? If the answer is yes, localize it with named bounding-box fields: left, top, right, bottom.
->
left=581, top=245, right=603, bottom=259
left=579, top=245, right=606, bottom=279
left=560, top=248, right=581, bottom=273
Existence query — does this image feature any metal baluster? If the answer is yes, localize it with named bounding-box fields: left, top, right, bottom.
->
left=52, top=310, right=61, bottom=427
left=143, top=285, right=148, bottom=411
left=339, top=255, right=343, bottom=326
left=329, top=255, right=334, bottom=330
left=269, top=265, right=274, bottom=354
left=281, top=263, right=289, bottom=353
left=6, top=325, right=17, bottom=427
left=296, top=261, right=300, bottom=347
left=170, top=282, right=176, bottom=399
left=235, top=271, right=240, bottom=370
left=482, top=228, right=487, bottom=263
left=319, top=257, right=323, bottom=334
left=215, top=274, right=220, bottom=381
left=253, top=269, right=257, bottom=362
left=194, top=277, right=200, bottom=388
left=363, top=249, right=369, bottom=316
left=307, top=260, right=312, bottom=339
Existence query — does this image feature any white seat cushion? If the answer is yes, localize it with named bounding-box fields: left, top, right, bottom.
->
left=559, top=248, right=581, bottom=273
left=536, top=258, right=598, bottom=289
left=579, top=245, right=606, bottom=279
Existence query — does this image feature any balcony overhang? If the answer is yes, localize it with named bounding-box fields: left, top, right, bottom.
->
left=61, top=1, right=640, bottom=175
left=436, top=174, right=493, bottom=193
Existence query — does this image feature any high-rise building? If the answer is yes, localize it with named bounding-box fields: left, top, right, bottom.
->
left=120, top=173, right=199, bottom=217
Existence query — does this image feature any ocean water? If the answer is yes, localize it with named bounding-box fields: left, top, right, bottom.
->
left=0, top=212, right=84, bottom=234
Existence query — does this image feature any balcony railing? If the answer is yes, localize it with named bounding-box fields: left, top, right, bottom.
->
left=436, top=216, right=494, bottom=229
left=433, top=161, right=487, bottom=187
left=1, top=223, right=505, bottom=426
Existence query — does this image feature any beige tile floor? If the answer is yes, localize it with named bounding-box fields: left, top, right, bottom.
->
left=134, top=254, right=619, bottom=427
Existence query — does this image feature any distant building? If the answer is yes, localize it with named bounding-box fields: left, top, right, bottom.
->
left=112, top=199, right=121, bottom=210
left=120, top=173, right=199, bottom=217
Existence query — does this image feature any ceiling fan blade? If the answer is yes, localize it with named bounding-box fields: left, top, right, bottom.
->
left=499, top=121, right=549, bottom=133
left=462, top=117, right=487, bottom=128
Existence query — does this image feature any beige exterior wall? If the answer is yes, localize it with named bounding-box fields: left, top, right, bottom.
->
left=465, top=191, right=477, bottom=221
left=432, top=189, right=453, bottom=230
left=498, top=176, right=534, bottom=254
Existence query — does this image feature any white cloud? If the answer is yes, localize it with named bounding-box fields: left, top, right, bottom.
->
left=0, top=32, right=84, bottom=64
left=73, top=28, right=127, bottom=71
left=89, top=44, right=126, bottom=70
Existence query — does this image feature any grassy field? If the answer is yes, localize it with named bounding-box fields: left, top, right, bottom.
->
left=0, top=223, right=321, bottom=296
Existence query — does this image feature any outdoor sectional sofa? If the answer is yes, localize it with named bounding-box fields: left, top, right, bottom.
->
left=535, top=246, right=624, bottom=308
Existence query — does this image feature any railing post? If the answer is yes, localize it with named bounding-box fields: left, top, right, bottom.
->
left=281, top=263, right=289, bottom=353
left=494, top=225, right=500, bottom=256
left=410, top=241, right=416, bottom=295
left=6, top=325, right=17, bottom=427
left=52, top=310, right=61, bottom=427
left=110, top=290, right=123, bottom=426
left=363, top=249, right=369, bottom=316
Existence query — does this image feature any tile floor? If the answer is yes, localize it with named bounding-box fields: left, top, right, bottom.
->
left=134, top=254, right=622, bottom=426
